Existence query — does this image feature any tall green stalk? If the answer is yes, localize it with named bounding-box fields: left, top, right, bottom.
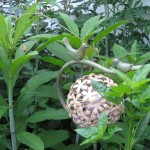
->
left=75, top=130, right=80, bottom=144
left=7, top=53, right=17, bottom=150
left=8, top=76, right=17, bottom=150
left=93, top=142, right=97, bottom=150
left=125, top=101, right=133, bottom=150
left=35, top=0, right=39, bottom=74
left=104, top=0, right=109, bottom=57
left=9, top=0, right=13, bottom=14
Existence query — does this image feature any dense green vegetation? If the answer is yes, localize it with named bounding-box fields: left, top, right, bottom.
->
left=0, top=0, right=149, bottom=150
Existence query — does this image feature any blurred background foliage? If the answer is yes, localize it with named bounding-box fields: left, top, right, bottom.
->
left=1, top=0, right=150, bottom=51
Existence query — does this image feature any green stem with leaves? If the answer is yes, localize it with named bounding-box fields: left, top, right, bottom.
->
left=93, top=142, right=97, bottom=150
left=8, top=76, right=17, bottom=150
left=125, top=100, right=133, bottom=150
left=104, top=0, right=109, bottom=57
left=9, top=0, right=13, bottom=14
left=75, top=131, right=80, bottom=144
left=35, top=0, right=39, bottom=74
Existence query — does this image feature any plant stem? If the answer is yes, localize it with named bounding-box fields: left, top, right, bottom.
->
left=35, top=0, right=39, bottom=74
left=9, top=0, right=13, bottom=14
left=93, top=142, right=97, bottom=150
left=104, top=0, right=109, bottom=57
left=125, top=103, right=133, bottom=150
left=75, top=132, right=80, bottom=144
left=8, top=77, right=17, bottom=150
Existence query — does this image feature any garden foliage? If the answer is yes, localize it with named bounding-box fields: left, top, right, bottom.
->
left=0, top=0, right=149, bottom=150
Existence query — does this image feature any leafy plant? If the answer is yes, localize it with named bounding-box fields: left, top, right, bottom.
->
left=75, top=112, right=122, bottom=146
left=90, top=65, right=150, bottom=150
left=0, top=5, right=69, bottom=150
left=0, top=4, right=40, bottom=150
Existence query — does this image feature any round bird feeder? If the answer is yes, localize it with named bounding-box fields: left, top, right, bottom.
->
left=66, top=73, right=124, bottom=128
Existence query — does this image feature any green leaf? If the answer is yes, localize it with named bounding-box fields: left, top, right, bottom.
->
left=13, top=4, right=37, bottom=46
left=134, top=0, right=141, bottom=7
left=59, top=12, right=79, bottom=36
left=132, top=64, right=150, bottom=82
left=28, top=34, right=57, bottom=40
left=80, top=134, right=100, bottom=146
left=106, top=134, right=125, bottom=144
left=45, top=0, right=60, bottom=7
left=0, top=14, right=8, bottom=50
left=137, top=52, right=150, bottom=64
left=80, top=16, right=105, bottom=40
left=105, top=91, right=122, bottom=98
left=111, top=68, right=132, bottom=84
left=63, top=144, right=80, bottom=150
left=50, top=143, right=66, bottom=150
left=134, top=144, right=143, bottom=150
left=92, top=20, right=128, bottom=44
left=114, top=122, right=127, bottom=139
left=46, top=43, right=72, bottom=62
left=139, top=85, right=150, bottom=102
left=131, top=79, right=150, bottom=89
left=20, top=70, right=57, bottom=95
left=63, top=35, right=82, bottom=48
left=0, top=56, right=9, bottom=84
left=32, top=85, right=58, bottom=100
left=15, top=116, right=28, bottom=134
left=40, top=57, right=65, bottom=67
left=15, top=40, right=37, bottom=58
left=81, top=15, right=102, bottom=39
left=75, top=127, right=98, bottom=138
left=132, top=99, right=140, bottom=108
left=27, top=108, right=69, bottom=123
left=0, top=106, right=8, bottom=119
left=97, top=112, right=108, bottom=135
left=0, top=46, right=8, bottom=62
left=91, top=79, right=108, bottom=94
left=17, top=132, right=44, bottom=150
left=38, top=130, right=69, bottom=148
left=5, top=16, right=13, bottom=46
left=10, top=51, right=38, bottom=85
left=63, top=82, right=73, bottom=90
left=0, top=57, right=6, bottom=72
left=0, top=95, right=7, bottom=106
left=141, top=107, right=150, bottom=113
left=110, top=84, right=131, bottom=95
left=35, top=34, right=65, bottom=52
left=130, top=41, right=137, bottom=61
left=0, top=139, right=6, bottom=150
left=113, top=44, right=128, bottom=59
left=134, top=113, right=150, bottom=141
left=34, top=34, right=80, bottom=52
left=91, top=79, right=122, bottom=104
left=5, top=16, right=13, bottom=32
left=17, top=93, right=35, bottom=114
left=11, top=51, right=38, bottom=75
left=103, top=95, right=121, bottom=104
left=76, top=112, right=108, bottom=146
left=102, top=125, right=122, bottom=140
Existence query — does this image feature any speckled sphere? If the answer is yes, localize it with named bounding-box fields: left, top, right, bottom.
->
left=66, top=73, right=124, bottom=128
